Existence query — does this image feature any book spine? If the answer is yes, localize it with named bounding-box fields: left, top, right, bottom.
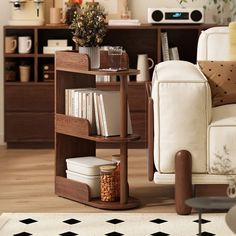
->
left=93, top=93, right=100, bottom=135
left=97, top=94, right=106, bottom=136
left=161, top=32, right=170, bottom=61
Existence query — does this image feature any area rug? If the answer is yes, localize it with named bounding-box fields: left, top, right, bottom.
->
left=0, top=212, right=233, bottom=236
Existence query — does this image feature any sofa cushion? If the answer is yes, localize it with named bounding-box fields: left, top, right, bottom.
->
left=197, top=27, right=229, bottom=61
left=198, top=61, right=236, bottom=107
left=208, top=104, right=236, bottom=174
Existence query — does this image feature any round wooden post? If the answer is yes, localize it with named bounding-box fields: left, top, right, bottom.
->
left=175, top=150, right=192, bottom=215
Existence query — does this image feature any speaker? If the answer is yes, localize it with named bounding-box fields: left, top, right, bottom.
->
left=148, top=8, right=204, bottom=24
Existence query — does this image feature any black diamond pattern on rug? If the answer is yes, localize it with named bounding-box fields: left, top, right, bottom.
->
left=105, top=232, right=124, bottom=236
left=151, top=232, right=170, bottom=236
left=194, top=218, right=211, bottom=224
left=13, top=232, right=32, bottom=236
left=63, top=218, right=81, bottom=225
left=59, top=231, right=78, bottom=236
left=197, top=232, right=215, bottom=236
left=150, top=218, right=167, bottom=224
left=19, top=218, right=37, bottom=224
left=106, top=218, right=124, bottom=224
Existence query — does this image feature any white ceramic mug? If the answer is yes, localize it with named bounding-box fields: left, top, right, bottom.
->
left=19, top=65, right=31, bottom=82
left=18, top=36, right=32, bottom=54
left=50, top=7, right=63, bottom=24
left=5, top=36, right=17, bottom=54
left=136, top=54, right=154, bottom=82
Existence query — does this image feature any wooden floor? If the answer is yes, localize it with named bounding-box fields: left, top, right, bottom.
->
left=0, top=146, right=175, bottom=213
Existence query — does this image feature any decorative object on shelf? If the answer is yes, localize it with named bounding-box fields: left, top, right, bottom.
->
left=70, top=1, right=107, bottom=69
left=8, top=0, right=45, bottom=25
left=100, top=165, right=117, bottom=202
left=19, top=64, right=31, bottom=82
left=99, top=46, right=129, bottom=71
left=49, top=7, right=63, bottom=24
left=5, top=36, right=17, bottom=54
left=18, top=36, right=32, bottom=54
left=136, top=54, right=154, bottom=82
left=120, top=0, right=131, bottom=19
left=178, top=0, right=236, bottom=24
left=227, top=177, right=236, bottom=198
left=64, top=0, right=82, bottom=25
left=5, top=61, right=17, bottom=81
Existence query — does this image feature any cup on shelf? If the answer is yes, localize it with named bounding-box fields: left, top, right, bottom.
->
left=50, top=7, right=63, bottom=24
left=108, top=46, right=123, bottom=71
left=5, top=36, right=17, bottom=54
left=19, top=65, right=31, bottom=82
left=18, top=36, right=32, bottom=54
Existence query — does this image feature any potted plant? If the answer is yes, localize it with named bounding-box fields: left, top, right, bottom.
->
left=70, top=1, right=107, bottom=68
left=178, top=0, right=235, bottom=24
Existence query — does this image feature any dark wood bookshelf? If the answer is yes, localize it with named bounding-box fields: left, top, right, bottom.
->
left=4, top=24, right=216, bottom=148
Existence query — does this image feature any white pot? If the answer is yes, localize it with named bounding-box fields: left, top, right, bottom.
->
left=79, top=46, right=100, bottom=69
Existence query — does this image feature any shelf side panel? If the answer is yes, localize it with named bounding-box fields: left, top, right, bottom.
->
left=55, top=51, right=90, bottom=71
left=55, top=176, right=91, bottom=202
left=56, top=114, right=91, bottom=137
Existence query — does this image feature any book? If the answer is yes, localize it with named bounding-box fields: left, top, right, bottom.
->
left=170, top=47, right=180, bottom=60
left=108, top=19, right=141, bottom=26
left=97, top=91, right=133, bottom=137
left=161, top=32, right=170, bottom=61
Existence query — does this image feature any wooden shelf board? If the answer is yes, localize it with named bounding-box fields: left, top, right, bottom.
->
left=55, top=176, right=140, bottom=210
left=5, top=53, right=35, bottom=58
left=38, top=54, right=55, bottom=58
left=56, top=114, right=140, bottom=143
left=56, top=67, right=140, bottom=76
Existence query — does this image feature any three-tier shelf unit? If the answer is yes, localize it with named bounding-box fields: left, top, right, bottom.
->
left=55, top=51, right=140, bottom=209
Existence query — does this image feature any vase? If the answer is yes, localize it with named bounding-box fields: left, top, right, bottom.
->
left=79, top=46, right=100, bottom=69
left=227, top=178, right=236, bottom=198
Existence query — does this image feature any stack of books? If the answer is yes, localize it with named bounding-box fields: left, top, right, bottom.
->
left=161, top=32, right=180, bottom=61
left=43, top=39, right=72, bottom=54
left=108, top=19, right=141, bottom=26
left=65, top=88, right=133, bottom=136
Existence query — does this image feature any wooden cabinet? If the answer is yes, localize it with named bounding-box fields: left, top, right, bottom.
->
left=3, top=24, right=215, bottom=148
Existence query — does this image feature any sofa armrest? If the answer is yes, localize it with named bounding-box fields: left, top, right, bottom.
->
left=151, top=61, right=211, bottom=174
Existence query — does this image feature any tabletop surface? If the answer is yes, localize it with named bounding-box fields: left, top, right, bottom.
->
left=185, top=197, right=236, bottom=210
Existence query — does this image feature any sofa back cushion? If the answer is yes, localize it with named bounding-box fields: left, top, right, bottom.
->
left=197, top=27, right=229, bottom=61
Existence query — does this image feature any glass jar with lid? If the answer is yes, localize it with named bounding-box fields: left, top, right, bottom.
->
left=100, top=165, right=116, bottom=202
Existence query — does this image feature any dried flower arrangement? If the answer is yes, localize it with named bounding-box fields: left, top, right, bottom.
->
left=70, top=1, right=107, bottom=47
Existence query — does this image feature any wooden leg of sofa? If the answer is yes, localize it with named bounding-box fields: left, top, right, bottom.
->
left=175, top=150, right=192, bottom=215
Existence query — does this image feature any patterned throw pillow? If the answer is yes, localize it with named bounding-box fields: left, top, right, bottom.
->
left=198, top=61, right=236, bottom=107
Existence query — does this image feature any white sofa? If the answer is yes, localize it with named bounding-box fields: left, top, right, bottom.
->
left=150, top=27, right=236, bottom=213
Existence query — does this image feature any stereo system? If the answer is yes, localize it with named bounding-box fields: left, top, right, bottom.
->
left=148, top=8, right=204, bottom=24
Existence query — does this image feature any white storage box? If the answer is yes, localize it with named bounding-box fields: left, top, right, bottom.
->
left=66, top=156, right=115, bottom=176
left=66, top=170, right=101, bottom=198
